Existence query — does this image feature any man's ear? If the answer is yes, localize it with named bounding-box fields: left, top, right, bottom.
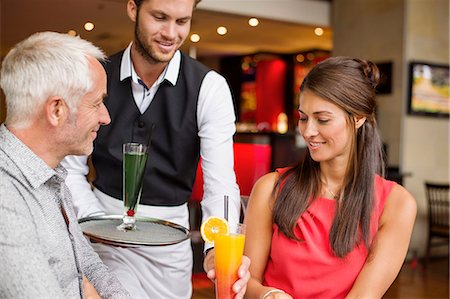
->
left=354, top=116, right=367, bottom=129
left=46, top=96, right=68, bottom=126
left=127, top=0, right=137, bottom=22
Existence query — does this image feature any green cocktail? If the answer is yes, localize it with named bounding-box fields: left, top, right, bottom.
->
left=117, top=143, right=149, bottom=231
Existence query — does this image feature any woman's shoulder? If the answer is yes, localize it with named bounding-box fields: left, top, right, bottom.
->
left=387, top=183, right=417, bottom=210
left=275, top=167, right=293, bottom=176
left=254, top=166, right=295, bottom=188
left=380, top=180, right=417, bottom=226
left=254, top=171, right=280, bottom=191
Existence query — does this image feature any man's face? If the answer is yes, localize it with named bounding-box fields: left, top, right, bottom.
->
left=131, top=0, right=194, bottom=64
left=62, top=58, right=110, bottom=156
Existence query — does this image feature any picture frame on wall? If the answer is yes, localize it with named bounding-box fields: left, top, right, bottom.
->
left=407, top=61, right=449, bottom=118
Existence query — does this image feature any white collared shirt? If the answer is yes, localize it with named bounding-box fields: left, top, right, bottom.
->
left=121, top=43, right=173, bottom=113
left=62, top=44, right=241, bottom=247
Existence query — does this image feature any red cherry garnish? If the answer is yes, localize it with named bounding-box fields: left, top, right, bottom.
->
left=127, top=210, right=135, bottom=217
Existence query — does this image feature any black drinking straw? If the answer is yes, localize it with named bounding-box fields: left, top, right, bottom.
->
left=224, top=195, right=229, bottom=222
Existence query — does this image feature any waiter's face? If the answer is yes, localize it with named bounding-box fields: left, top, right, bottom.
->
left=128, top=0, right=194, bottom=63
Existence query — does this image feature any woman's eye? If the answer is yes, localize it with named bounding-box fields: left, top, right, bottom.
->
left=318, top=119, right=329, bottom=124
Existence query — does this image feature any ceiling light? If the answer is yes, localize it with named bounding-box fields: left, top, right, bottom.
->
left=314, top=27, right=324, bottom=36
left=84, top=22, right=95, bottom=31
left=217, top=26, right=227, bottom=35
left=296, top=54, right=305, bottom=63
left=248, top=18, right=259, bottom=27
left=190, top=34, right=200, bottom=43
left=67, top=30, right=77, bottom=36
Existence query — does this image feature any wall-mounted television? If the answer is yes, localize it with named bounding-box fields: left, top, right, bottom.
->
left=407, top=61, right=449, bottom=118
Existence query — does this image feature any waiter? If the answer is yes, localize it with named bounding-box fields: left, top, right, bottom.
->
left=62, top=0, right=250, bottom=298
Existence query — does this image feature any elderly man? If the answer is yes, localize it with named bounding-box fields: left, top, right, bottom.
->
left=0, top=31, right=130, bottom=298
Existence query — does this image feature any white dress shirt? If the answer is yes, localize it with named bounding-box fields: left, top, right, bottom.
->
left=62, top=44, right=241, bottom=239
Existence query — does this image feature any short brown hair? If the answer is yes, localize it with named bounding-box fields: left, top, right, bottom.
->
left=133, top=0, right=201, bottom=9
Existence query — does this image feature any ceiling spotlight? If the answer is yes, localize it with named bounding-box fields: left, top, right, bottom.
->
left=296, top=54, right=305, bottom=63
left=190, top=33, right=200, bottom=43
left=67, top=30, right=77, bottom=36
left=314, top=27, right=324, bottom=36
left=248, top=18, right=259, bottom=27
left=217, top=26, right=227, bottom=35
left=306, top=52, right=315, bottom=61
left=84, top=22, right=95, bottom=31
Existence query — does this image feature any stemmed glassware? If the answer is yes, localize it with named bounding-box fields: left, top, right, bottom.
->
left=117, top=142, right=149, bottom=231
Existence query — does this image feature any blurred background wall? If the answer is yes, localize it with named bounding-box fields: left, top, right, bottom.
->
left=333, top=0, right=449, bottom=256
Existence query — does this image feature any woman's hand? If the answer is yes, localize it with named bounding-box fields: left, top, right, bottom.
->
left=261, top=289, right=293, bottom=299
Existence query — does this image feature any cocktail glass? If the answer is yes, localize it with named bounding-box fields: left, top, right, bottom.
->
left=214, top=223, right=246, bottom=299
left=117, top=142, right=149, bottom=231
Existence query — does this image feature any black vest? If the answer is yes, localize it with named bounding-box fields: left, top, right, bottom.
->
left=92, top=51, right=210, bottom=206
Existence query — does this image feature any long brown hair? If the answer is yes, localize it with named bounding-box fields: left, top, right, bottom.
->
left=273, top=57, right=385, bottom=258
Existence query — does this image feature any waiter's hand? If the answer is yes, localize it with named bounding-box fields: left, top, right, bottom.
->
left=203, top=248, right=215, bottom=275
left=204, top=249, right=251, bottom=299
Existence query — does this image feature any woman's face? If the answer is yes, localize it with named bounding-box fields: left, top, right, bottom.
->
left=298, top=89, right=353, bottom=164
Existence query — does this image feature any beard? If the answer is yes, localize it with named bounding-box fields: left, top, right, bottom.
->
left=62, top=113, right=95, bottom=156
left=134, top=13, right=177, bottom=64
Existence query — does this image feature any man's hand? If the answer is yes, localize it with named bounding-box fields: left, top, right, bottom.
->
left=203, top=248, right=215, bottom=275
left=203, top=249, right=251, bottom=299
left=83, top=275, right=101, bottom=299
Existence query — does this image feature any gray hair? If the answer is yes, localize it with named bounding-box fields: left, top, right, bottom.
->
left=0, top=31, right=106, bottom=128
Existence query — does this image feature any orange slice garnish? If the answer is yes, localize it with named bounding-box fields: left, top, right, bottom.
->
left=200, top=216, right=229, bottom=244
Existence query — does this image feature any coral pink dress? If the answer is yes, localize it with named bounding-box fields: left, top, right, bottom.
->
left=263, top=168, right=396, bottom=298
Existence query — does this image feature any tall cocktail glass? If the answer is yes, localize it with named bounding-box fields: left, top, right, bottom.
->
left=117, top=142, right=149, bottom=231
left=214, top=223, right=246, bottom=299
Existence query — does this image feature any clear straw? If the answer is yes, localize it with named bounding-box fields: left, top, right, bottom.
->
left=224, top=195, right=229, bottom=222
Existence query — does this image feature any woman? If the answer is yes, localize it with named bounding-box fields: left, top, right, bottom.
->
left=244, top=57, right=417, bottom=299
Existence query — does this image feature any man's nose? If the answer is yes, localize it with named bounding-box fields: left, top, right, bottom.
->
left=99, top=103, right=111, bottom=125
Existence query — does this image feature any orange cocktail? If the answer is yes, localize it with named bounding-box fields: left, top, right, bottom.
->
left=214, top=224, right=245, bottom=299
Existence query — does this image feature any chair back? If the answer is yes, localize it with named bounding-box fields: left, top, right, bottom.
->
left=239, top=195, right=252, bottom=223
left=425, top=182, right=450, bottom=235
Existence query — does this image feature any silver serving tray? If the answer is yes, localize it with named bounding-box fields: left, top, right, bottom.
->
left=78, top=215, right=190, bottom=247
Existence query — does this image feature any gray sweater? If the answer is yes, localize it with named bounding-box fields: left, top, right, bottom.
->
left=0, top=124, right=130, bottom=298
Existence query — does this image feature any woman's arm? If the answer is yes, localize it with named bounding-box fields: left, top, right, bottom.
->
left=244, top=172, right=292, bottom=299
left=346, top=184, right=417, bottom=299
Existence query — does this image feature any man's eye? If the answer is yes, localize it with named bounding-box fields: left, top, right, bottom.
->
left=177, top=19, right=189, bottom=25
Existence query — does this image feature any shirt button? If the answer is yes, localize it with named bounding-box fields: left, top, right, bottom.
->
left=138, top=121, right=145, bottom=128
